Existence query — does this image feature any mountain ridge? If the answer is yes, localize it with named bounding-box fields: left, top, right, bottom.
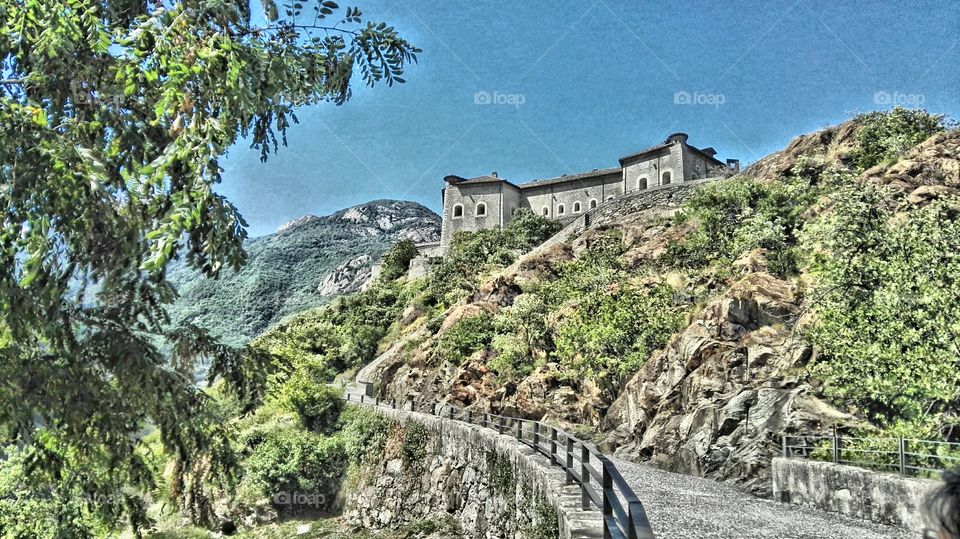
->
left=167, top=199, right=440, bottom=345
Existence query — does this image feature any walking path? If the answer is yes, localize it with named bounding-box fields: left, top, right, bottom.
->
left=608, top=456, right=915, bottom=539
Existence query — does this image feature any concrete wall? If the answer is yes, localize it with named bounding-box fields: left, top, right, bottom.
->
left=622, top=144, right=683, bottom=190
left=441, top=182, right=518, bottom=249
left=771, top=457, right=937, bottom=531
left=344, top=406, right=605, bottom=539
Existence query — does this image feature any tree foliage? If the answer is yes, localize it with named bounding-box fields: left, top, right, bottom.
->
left=0, top=0, right=418, bottom=533
left=853, top=106, right=946, bottom=169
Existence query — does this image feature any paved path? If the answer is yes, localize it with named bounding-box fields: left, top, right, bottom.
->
left=609, top=456, right=915, bottom=539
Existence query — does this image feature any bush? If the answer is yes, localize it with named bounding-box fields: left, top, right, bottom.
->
left=277, top=378, right=343, bottom=434
left=662, top=169, right=823, bottom=276
left=422, top=211, right=561, bottom=308
left=240, top=427, right=347, bottom=510
left=339, top=406, right=394, bottom=466
left=806, top=181, right=960, bottom=433
left=554, top=283, right=684, bottom=383
left=379, top=239, right=419, bottom=281
left=434, top=312, right=495, bottom=365
left=853, top=107, right=946, bottom=170
left=489, top=295, right=551, bottom=380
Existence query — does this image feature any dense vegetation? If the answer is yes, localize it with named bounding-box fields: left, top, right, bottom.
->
left=662, top=108, right=957, bottom=440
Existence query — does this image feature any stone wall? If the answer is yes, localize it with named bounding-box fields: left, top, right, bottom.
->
left=771, top=457, right=937, bottom=531
left=343, top=406, right=605, bottom=538
left=535, top=176, right=722, bottom=252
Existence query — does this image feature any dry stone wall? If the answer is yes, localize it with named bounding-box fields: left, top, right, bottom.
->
left=343, top=406, right=605, bottom=538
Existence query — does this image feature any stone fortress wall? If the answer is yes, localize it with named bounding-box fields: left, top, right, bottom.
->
left=343, top=405, right=606, bottom=539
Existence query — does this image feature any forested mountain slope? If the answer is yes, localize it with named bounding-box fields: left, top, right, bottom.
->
left=166, top=200, right=440, bottom=345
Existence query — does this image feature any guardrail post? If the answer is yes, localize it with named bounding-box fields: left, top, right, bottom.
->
left=360, top=394, right=365, bottom=404
left=550, top=427, right=558, bottom=466
left=533, top=423, right=540, bottom=451
left=899, top=437, right=907, bottom=476
left=466, top=409, right=472, bottom=423
left=516, top=419, right=522, bottom=440
left=782, top=435, right=788, bottom=457
left=447, top=405, right=454, bottom=419
left=581, top=445, right=590, bottom=510
left=602, top=464, right=613, bottom=539
left=498, top=416, right=505, bottom=434
left=565, top=437, right=574, bottom=484
left=832, top=427, right=840, bottom=464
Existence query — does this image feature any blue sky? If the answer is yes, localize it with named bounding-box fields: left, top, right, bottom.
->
left=220, top=0, right=960, bottom=236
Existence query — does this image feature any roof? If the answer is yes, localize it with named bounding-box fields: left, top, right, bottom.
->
left=518, top=167, right=622, bottom=189
left=617, top=142, right=672, bottom=164
left=443, top=174, right=522, bottom=189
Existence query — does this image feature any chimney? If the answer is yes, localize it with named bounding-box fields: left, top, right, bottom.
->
left=666, top=132, right=689, bottom=145
left=490, top=171, right=498, bottom=178
left=701, top=147, right=717, bottom=157
left=726, top=159, right=740, bottom=172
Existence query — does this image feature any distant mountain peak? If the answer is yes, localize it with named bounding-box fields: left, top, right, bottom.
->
left=276, top=214, right=320, bottom=234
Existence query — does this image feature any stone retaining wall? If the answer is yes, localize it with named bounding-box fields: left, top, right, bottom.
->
left=535, top=176, right=722, bottom=252
left=771, top=457, right=937, bottom=531
left=344, top=406, right=605, bottom=538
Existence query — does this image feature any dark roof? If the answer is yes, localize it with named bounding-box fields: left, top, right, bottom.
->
left=443, top=174, right=522, bottom=189
left=618, top=142, right=672, bottom=164
left=518, top=167, right=622, bottom=189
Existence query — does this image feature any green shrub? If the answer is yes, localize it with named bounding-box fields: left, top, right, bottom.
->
left=662, top=169, right=822, bottom=276
left=240, top=427, right=346, bottom=509
left=423, top=211, right=561, bottom=308
left=401, top=423, right=430, bottom=469
left=379, top=239, right=419, bottom=281
left=277, top=378, right=343, bottom=434
left=554, top=283, right=684, bottom=383
left=339, top=406, right=394, bottom=466
left=853, top=107, right=946, bottom=170
left=434, top=312, right=495, bottom=365
left=489, top=295, right=551, bottom=380
left=805, top=181, right=960, bottom=432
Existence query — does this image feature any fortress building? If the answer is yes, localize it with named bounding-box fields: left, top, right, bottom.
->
left=432, top=133, right=737, bottom=253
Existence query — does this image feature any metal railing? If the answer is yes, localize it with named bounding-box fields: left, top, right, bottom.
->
left=344, top=392, right=655, bottom=539
left=783, top=428, right=960, bottom=477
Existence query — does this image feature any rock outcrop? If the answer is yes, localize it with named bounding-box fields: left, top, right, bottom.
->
left=602, top=271, right=858, bottom=495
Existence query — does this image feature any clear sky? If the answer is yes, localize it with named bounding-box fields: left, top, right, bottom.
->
left=219, top=0, right=960, bottom=236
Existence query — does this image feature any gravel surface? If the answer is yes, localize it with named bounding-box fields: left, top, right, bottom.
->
left=608, top=457, right=916, bottom=539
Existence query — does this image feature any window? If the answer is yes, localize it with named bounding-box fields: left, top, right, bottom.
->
left=589, top=199, right=598, bottom=209
left=638, top=177, right=648, bottom=190
left=452, top=204, right=463, bottom=218
left=557, top=204, right=565, bottom=215
left=475, top=202, right=487, bottom=216
left=662, top=171, right=672, bottom=185
left=573, top=201, right=582, bottom=213
left=542, top=207, right=550, bottom=217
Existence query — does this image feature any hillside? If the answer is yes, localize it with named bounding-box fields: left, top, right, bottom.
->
left=253, top=108, right=958, bottom=497
left=166, top=200, right=440, bottom=345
